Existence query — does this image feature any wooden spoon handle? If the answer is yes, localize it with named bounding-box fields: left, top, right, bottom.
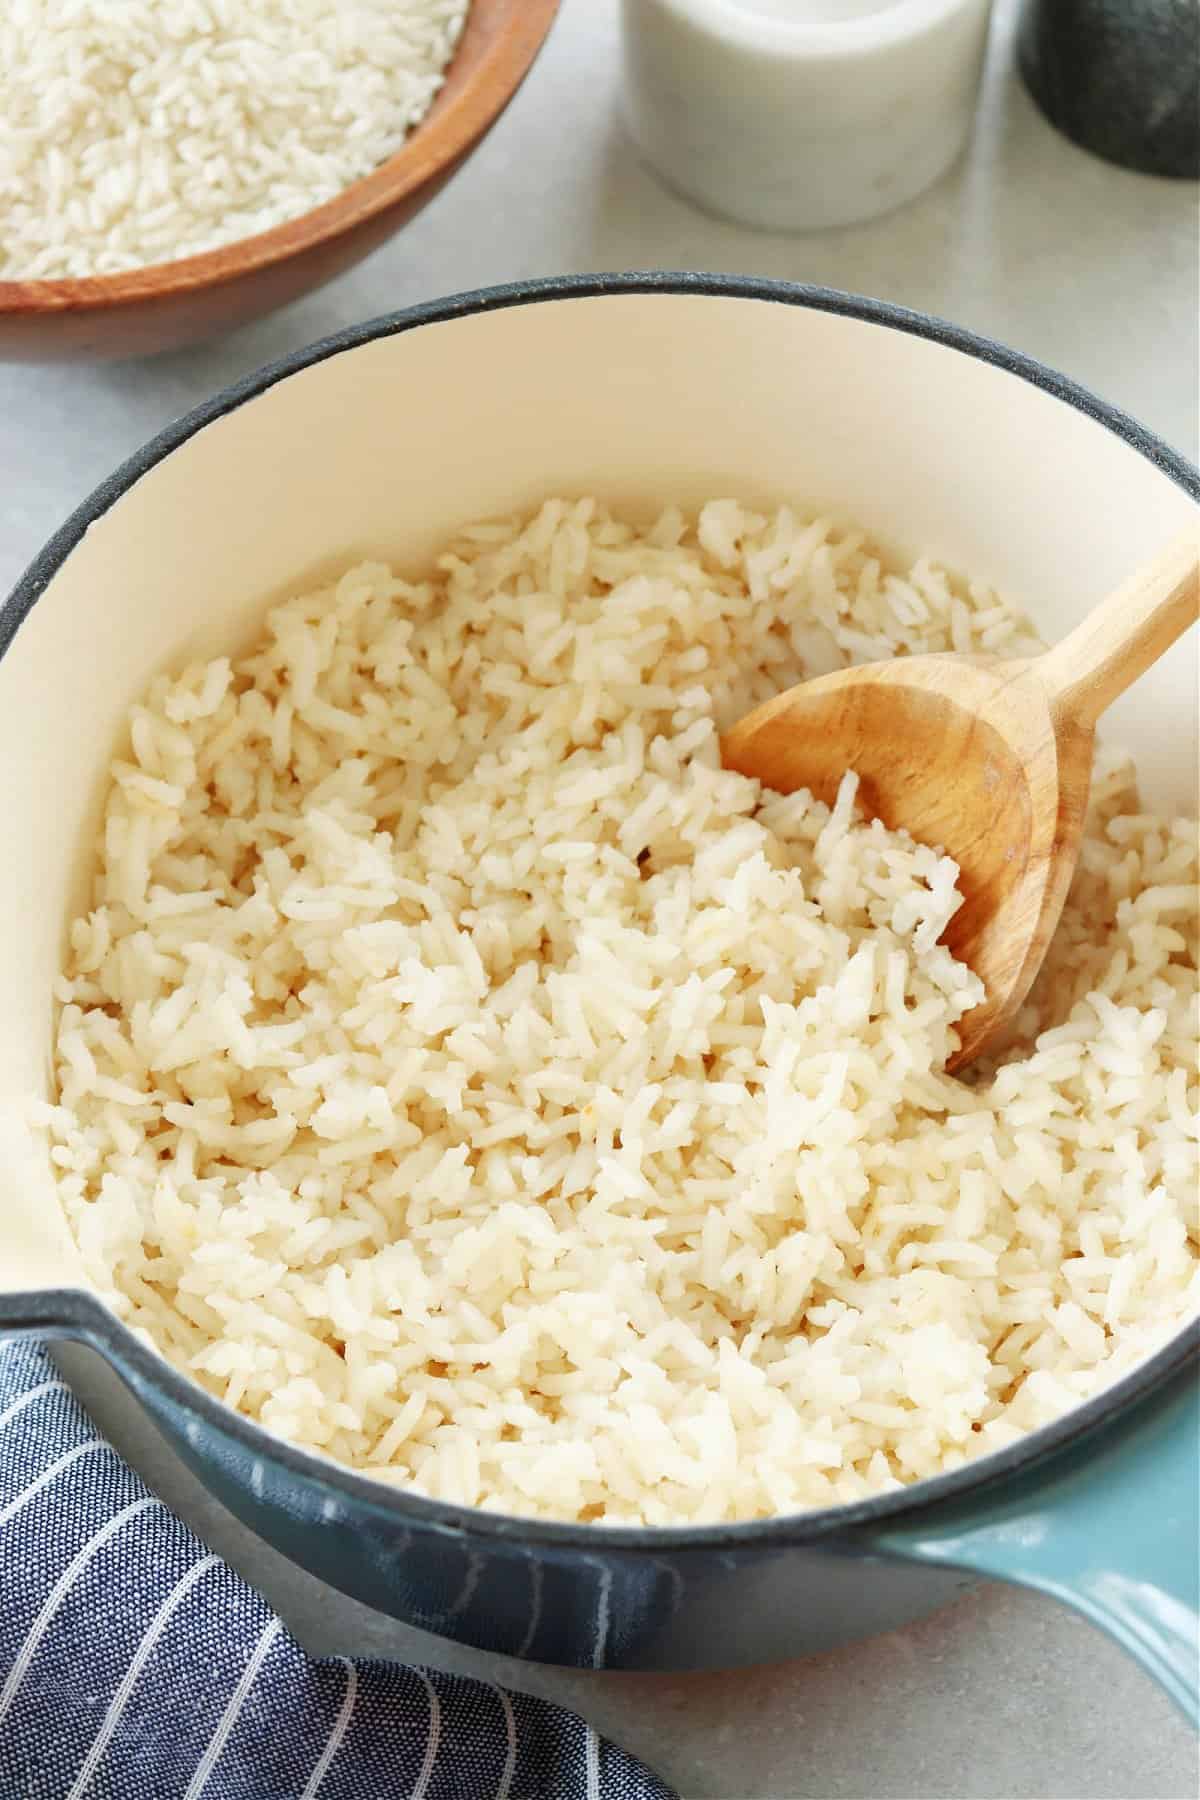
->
left=1037, top=526, right=1200, bottom=729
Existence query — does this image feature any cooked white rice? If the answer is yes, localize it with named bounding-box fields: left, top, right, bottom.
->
left=46, top=499, right=1199, bottom=1524
left=0, top=1, right=468, bottom=280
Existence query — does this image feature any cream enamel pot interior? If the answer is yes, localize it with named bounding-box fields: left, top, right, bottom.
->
left=0, top=277, right=1197, bottom=1708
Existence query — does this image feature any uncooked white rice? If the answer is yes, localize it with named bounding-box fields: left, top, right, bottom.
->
left=0, top=0, right=469, bottom=280
left=46, top=499, right=1199, bottom=1524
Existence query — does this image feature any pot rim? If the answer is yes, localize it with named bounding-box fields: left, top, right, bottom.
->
left=4, top=270, right=1198, bottom=1553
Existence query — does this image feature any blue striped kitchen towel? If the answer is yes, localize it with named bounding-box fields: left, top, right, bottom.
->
left=0, top=1340, right=677, bottom=1800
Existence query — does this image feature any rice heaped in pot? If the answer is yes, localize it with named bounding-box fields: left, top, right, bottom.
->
left=45, top=500, right=1200, bottom=1524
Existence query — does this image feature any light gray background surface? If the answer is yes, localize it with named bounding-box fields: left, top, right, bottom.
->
left=3, top=3, right=1198, bottom=1797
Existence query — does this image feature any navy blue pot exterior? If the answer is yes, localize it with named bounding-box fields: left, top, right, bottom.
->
left=1, top=277, right=1197, bottom=1702
left=0, top=1290, right=980, bottom=1668
left=2, top=1285, right=1195, bottom=1685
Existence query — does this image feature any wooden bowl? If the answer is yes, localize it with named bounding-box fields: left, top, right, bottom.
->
left=0, top=0, right=559, bottom=362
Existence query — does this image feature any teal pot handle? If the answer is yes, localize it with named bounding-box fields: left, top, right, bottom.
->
left=869, top=1360, right=1199, bottom=1725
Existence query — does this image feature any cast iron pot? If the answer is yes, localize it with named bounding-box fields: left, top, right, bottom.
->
left=0, top=276, right=1196, bottom=1717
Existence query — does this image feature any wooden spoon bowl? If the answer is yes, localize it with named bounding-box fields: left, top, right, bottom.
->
left=722, top=530, right=1200, bottom=1070
left=0, top=0, right=559, bottom=362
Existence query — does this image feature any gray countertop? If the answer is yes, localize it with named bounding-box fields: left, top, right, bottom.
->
left=2, top=4, right=1197, bottom=1797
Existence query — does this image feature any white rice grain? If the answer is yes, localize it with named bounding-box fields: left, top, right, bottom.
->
left=0, top=1, right=469, bottom=279
left=49, top=499, right=1200, bottom=1524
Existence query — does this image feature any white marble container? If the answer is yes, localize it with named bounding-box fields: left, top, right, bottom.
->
left=621, top=0, right=995, bottom=230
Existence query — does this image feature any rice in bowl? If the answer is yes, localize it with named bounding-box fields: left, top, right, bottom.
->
left=44, top=499, right=1200, bottom=1524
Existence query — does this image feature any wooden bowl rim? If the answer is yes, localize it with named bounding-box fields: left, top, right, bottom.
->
left=0, top=0, right=559, bottom=319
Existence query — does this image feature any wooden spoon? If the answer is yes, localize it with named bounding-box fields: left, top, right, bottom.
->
left=721, top=530, right=1199, bottom=1071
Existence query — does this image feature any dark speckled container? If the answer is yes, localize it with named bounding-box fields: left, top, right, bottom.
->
left=1019, top=0, right=1200, bottom=177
